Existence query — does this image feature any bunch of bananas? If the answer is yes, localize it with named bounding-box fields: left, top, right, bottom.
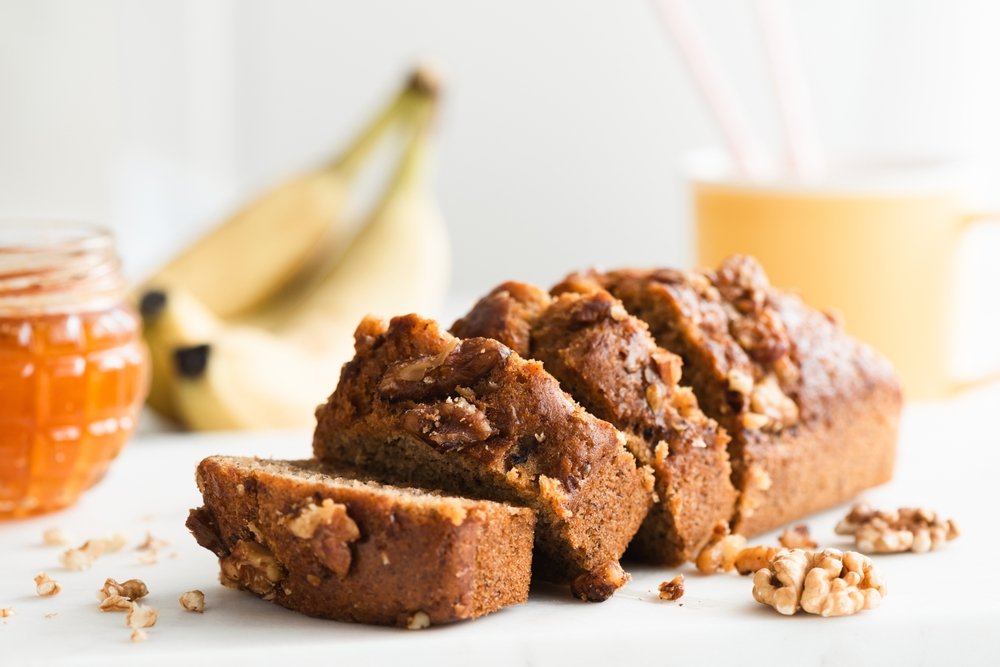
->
left=138, top=68, right=449, bottom=430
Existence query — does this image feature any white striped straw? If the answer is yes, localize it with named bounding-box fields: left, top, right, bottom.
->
left=654, top=0, right=770, bottom=180
left=753, top=0, right=826, bottom=180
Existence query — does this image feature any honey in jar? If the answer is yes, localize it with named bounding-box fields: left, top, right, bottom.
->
left=0, top=222, right=149, bottom=518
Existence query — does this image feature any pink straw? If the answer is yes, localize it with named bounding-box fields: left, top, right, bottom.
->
left=654, top=0, right=770, bottom=180
left=753, top=0, right=826, bottom=179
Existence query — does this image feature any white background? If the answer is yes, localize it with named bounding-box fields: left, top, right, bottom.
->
left=2, top=0, right=999, bottom=314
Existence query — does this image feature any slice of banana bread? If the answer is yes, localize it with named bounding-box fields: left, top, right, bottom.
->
left=187, top=456, right=535, bottom=626
left=570, top=255, right=902, bottom=535
left=313, top=314, right=654, bottom=601
left=452, top=282, right=736, bottom=565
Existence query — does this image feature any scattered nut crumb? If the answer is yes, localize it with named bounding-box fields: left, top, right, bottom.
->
left=0, top=607, right=14, bottom=618
left=835, top=504, right=959, bottom=554
left=130, top=628, right=148, bottom=642
left=59, top=534, right=128, bottom=571
left=43, top=612, right=58, bottom=620
left=136, top=551, right=159, bottom=566
left=179, top=590, right=205, bottom=613
left=658, top=575, right=685, bottom=601
left=696, top=522, right=748, bottom=574
left=779, top=524, right=817, bottom=549
left=406, top=610, right=431, bottom=630
left=99, top=578, right=149, bottom=602
left=126, top=603, right=158, bottom=629
left=42, top=527, right=71, bottom=547
left=752, top=548, right=885, bottom=617
left=34, top=572, right=61, bottom=597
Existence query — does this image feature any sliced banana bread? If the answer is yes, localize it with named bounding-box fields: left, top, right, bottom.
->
left=187, top=456, right=535, bottom=627
left=313, top=314, right=655, bottom=601
left=568, top=255, right=902, bottom=535
left=452, top=282, right=736, bottom=564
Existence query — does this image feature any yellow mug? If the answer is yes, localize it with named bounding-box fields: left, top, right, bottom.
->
left=689, top=155, right=999, bottom=400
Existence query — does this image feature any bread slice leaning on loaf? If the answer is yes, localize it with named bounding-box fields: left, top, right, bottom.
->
left=452, top=281, right=736, bottom=565
left=563, top=255, right=902, bottom=535
left=187, top=456, right=536, bottom=627
left=313, top=314, right=655, bottom=601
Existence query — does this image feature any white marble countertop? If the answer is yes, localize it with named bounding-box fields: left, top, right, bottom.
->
left=2, top=384, right=999, bottom=667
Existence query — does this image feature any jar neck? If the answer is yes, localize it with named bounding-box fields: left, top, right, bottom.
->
left=0, top=223, right=126, bottom=315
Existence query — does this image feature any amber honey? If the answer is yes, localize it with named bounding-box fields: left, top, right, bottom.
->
left=0, top=223, right=148, bottom=518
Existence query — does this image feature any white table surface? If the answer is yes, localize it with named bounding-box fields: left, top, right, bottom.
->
left=3, top=385, right=1000, bottom=667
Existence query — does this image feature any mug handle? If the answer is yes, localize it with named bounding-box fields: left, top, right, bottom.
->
left=951, top=212, right=1000, bottom=394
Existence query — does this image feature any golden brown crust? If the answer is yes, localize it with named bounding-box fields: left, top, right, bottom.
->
left=580, top=256, right=902, bottom=535
left=453, top=282, right=735, bottom=564
left=188, top=456, right=535, bottom=626
left=313, top=315, right=653, bottom=599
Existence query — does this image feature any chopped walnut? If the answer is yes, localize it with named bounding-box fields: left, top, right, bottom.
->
left=748, top=374, right=799, bottom=431
left=126, top=603, right=158, bottom=629
left=287, top=501, right=361, bottom=577
left=752, top=548, right=885, bottom=617
left=219, top=540, right=286, bottom=599
left=658, top=575, right=685, bottom=601
left=1, top=607, right=14, bottom=618
left=59, top=534, right=128, bottom=571
left=736, top=465, right=772, bottom=519
left=741, top=412, right=770, bottom=430
left=179, top=590, right=205, bottom=613
left=734, top=545, right=780, bottom=575
left=42, top=527, right=70, bottom=546
left=538, top=475, right=574, bottom=519
left=99, top=595, right=133, bottom=612
left=99, top=578, right=149, bottom=602
left=571, top=561, right=631, bottom=602
left=779, top=524, right=818, bottom=549
left=835, top=504, right=959, bottom=554
left=695, top=522, right=747, bottom=574
left=406, top=610, right=431, bottom=630
left=34, top=572, right=61, bottom=597
left=727, top=369, right=754, bottom=396
left=400, top=396, right=493, bottom=450
left=287, top=499, right=340, bottom=539
left=130, top=629, right=148, bottom=643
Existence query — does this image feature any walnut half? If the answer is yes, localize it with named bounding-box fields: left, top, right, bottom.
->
left=835, top=503, right=959, bottom=554
left=752, top=548, right=886, bottom=617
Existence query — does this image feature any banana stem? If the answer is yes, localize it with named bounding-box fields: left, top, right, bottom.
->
left=330, top=68, right=440, bottom=176
left=380, top=87, right=438, bottom=196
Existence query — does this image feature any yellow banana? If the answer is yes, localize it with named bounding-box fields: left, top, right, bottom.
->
left=138, top=70, right=433, bottom=318
left=251, top=78, right=450, bottom=360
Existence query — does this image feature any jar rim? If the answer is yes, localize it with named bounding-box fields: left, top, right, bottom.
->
left=0, top=221, right=124, bottom=314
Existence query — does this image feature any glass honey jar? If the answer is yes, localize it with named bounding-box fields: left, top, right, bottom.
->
left=0, top=222, right=149, bottom=518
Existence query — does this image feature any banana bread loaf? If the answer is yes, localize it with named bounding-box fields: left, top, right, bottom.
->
left=187, top=456, right=535, bottom=626
left=452, top=282, right=736, bottom=564
left=312, top=314, right=655, bottom=601
left=564, top=255, right=902, bottom=535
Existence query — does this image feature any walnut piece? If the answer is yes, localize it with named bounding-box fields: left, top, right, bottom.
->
left=42, top=527, right=70, bottom=546
left=571, top=561, right=631, bottom=602
left=130, top=629, right=148, bottom=643
left=695, top=522, right=748, bottom=574
left=779, top=524, right=818, bottom=549
left=752, top=548, right=886, bottom=617
left=658, top=575, right=684, bottom=601
left=126, top=603, right=158, bottom=629
left=835, top=504, right=959, bottom=554
left=34, top=572, right=61, bottom=597
left=0, top=607, right=13, bottom=618
left=179, top=590, right=205, bottom=613
left=405, top=610, right=431, bottom=630
left=219, top=540, right=286, bottom=599
left=400, top=396, right=493, bottom=450
left=379, top=340, right=507, bottom=402
left=734, top=545, right=780, bottom=575
left=99, top=578, right=149, bottom=602
left=99, top=595, right=132, bottom=612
